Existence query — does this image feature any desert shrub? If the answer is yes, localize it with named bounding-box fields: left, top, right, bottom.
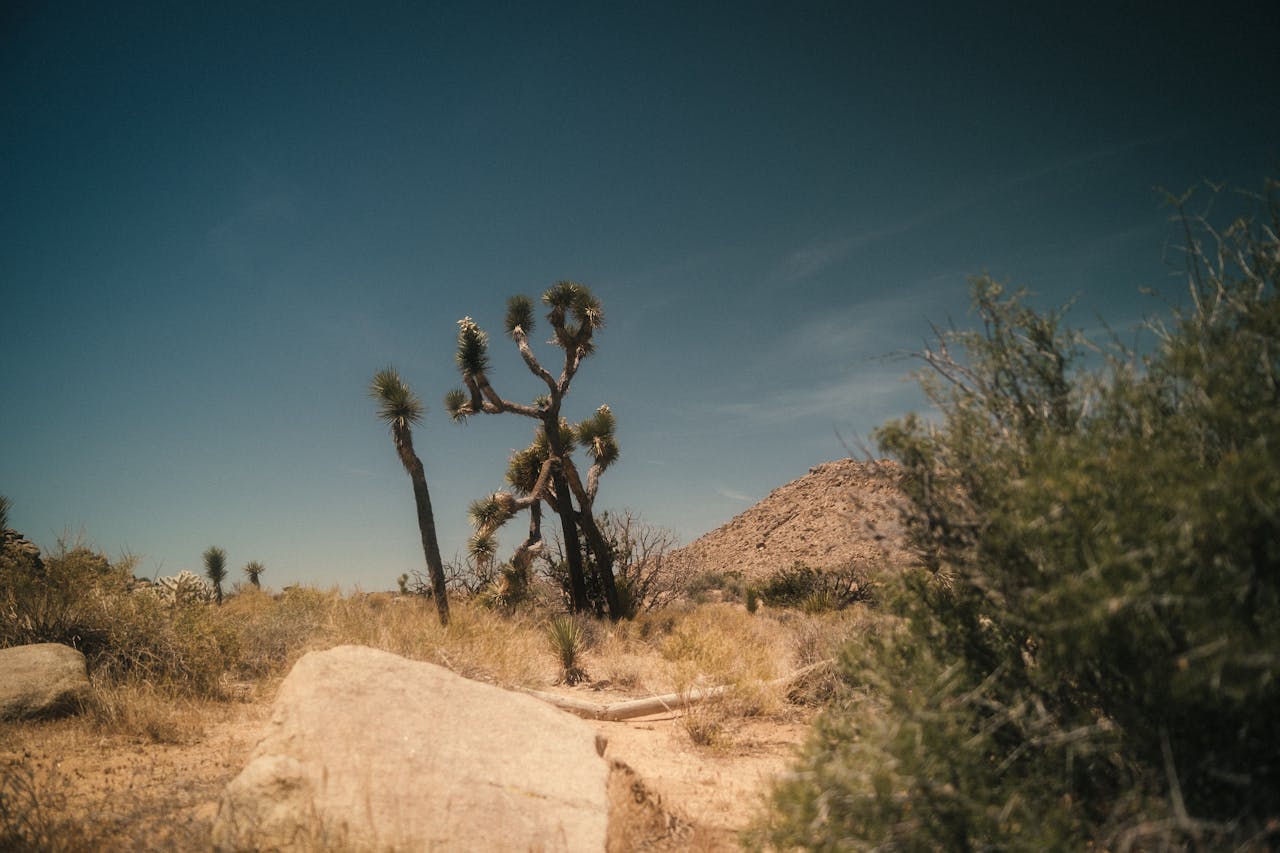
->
left=682, top=569, right=746, bottom=604
left=756, top=561, right=870, bottom=612
left=216, top=586, right=338, bottom=679
left=0, top=543, right=132, bottom=656
left=0, top=543, right=246, bottom=697
left=96, top=591, right=241, bottom=696
left=81, top=681, right=207, bottom=744
left=542, top=510, right=682, bottom=617
left=762, top=179, right=1280, bottom=850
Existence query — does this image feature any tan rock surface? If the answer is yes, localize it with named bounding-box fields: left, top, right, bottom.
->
left=0, top=643, right=90, bottom=721
left=213, top=645, right=611, bottom=852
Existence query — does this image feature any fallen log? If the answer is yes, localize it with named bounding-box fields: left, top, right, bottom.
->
left=524, top=658, right=835, bottom=722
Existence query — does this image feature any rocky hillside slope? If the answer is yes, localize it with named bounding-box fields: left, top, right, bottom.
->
left=665, top=458, right=913, bottom=585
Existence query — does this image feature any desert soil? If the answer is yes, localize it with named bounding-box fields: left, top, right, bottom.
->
left=0, top=700, right=271, bottom=850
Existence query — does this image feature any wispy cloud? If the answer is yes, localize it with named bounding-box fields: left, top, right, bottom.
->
left=715, top=486, right=754, bottom=503
left=714, top=360, right=923, bottom=429
left=780, top=137, right=1161, bottom=284
left=779, top=215, right=939, bottom=283
left=772, top=274, right=959, bottom=362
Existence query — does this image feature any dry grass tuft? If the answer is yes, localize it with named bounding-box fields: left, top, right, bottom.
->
left=80, top=682, right=206, bottom=745
left=0, top=761, right=101, bottom=853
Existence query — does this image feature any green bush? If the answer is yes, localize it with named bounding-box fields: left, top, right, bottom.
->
left=761, top=180, right=1280, bottom=850
left=756, top=562, right=870, bottom=612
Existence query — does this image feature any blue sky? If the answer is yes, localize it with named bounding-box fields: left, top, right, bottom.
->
left=3, top=2, right=1277, bottom=588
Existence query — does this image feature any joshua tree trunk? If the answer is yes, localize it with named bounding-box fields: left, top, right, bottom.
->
left=542, top=416, right=592, bottom=613
left=575, top=510, right=621, bottom=618
left=550, top=468, right=590, bottom=612
left=395, top=423, right=450, bottom=626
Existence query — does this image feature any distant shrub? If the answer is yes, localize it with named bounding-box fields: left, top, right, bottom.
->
left=756, top=561, right=870, bottom=611
left=682, top=569, right=746, bottom=604
left=760, top=180, right=1280, bottom=850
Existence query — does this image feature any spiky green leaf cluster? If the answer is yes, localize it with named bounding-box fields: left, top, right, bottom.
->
left=504, top=294, right=536, bottom=339
left=505, top=444, right=545, bottom=495
left=547, top=614, right=588, bottom=684
left=542, top=281, right=604, bottom=354
left=468, top=493, right=517, bottom=531
left=551, top=417, right=576, bottom=451
left=504, top=421, right=574, bottom=493
left=242, top=560, right=265, bottom=587
left=455, top=317, right=490, bottom=378
left=202, top=546, right=227, bottom=583
left=370, top=367, right=424, bottom=428
left=468, top=531, right=498, bottom=563
left=443, top=388, right=471, bottom=423
left=575, top=404, right=619, bottom=468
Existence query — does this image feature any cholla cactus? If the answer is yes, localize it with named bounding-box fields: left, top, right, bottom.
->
left=149, top=571, right=214, bottom=605
left=445, top=282, right=623, bottom=618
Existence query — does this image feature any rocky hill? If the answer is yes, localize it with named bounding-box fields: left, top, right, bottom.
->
left=665, top=458, right=913, bottom=585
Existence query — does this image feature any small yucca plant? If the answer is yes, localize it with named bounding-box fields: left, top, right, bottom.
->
left=547, top=615, right=589, bottom=686
left=202, top=546, right=227, bottom=605
left=243, top=560, right=265, bottom=589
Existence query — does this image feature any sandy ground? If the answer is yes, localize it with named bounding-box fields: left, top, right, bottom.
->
left=595, top=712, right=809, bottom=846
left=0, top=688, right=809, bottom=851
left=0, top=700, right=270, bottom=850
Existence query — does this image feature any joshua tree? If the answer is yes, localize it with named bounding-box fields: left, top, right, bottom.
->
left=370, top=367, right=450, bottom=626
left=203, top=545, right=227, bottom=604
left=0, top=495, right=10, bottom=530
left=243, top=560, right=265, bottom=589
left=445, top=281, right=623, bottom=618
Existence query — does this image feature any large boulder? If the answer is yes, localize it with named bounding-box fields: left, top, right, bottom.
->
left=0, top=643, right=90, bottom=720
left=213, top=645, right=611, bottom=852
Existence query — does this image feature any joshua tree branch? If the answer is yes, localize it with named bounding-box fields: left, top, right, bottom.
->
left=559, top=456, right=595, bottom=515
left=512, top=328, right=558, bottom=392
left=465, top=371, right=545, bottom=419
left=586, top=462, right=604, bottom=502
left=510, top=501, right=544, bottom=572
